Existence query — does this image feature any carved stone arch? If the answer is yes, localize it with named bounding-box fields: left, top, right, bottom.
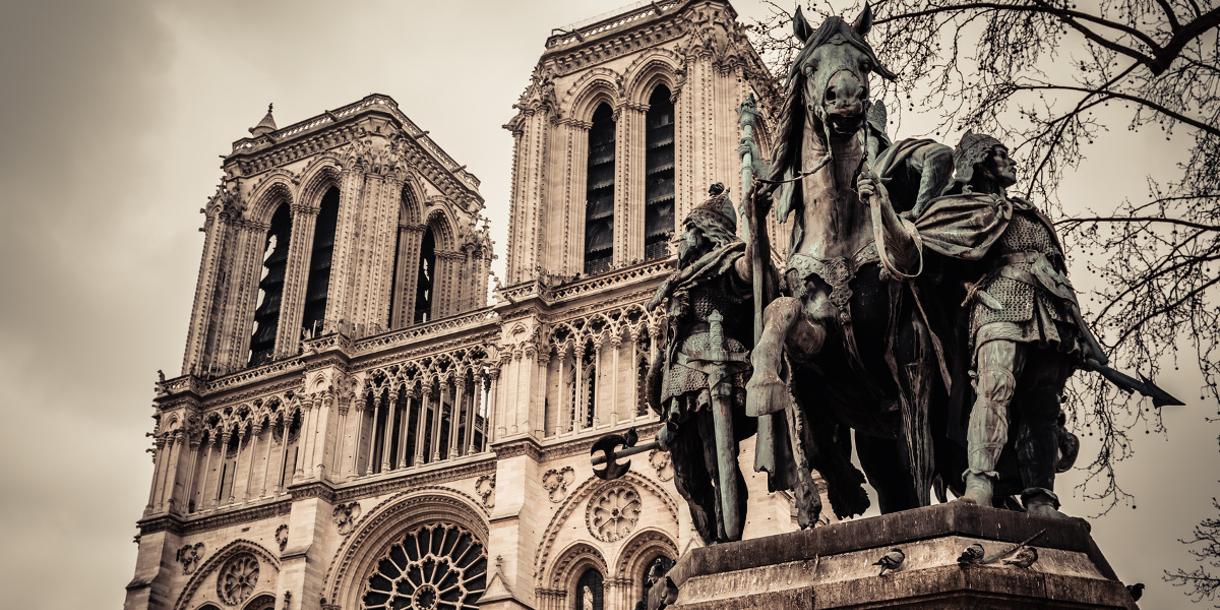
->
left=173, top=539, right=280, bottom=610
left=613, top=528, right=678, bottom=583
left=399, top=175, right=425, bottom=225
left=534, top=472, right=677, bottom=582
left=565, top=67, right=625, bottom=121
left=624, top=49, right=684, bottom=105
left=547, top=541, right=608, bottom=590
left=240, top=593, right=276, bottom=610
left=424, top=207, right=458, bottom=251
left=297, top=157, right=344, bottom=210
left=246, top=177, right=294, bottom=227
left=322, top=487, right=489, bottom=610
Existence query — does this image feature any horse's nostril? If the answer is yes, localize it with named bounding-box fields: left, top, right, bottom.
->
left=826, top=88, right=837, bottom=101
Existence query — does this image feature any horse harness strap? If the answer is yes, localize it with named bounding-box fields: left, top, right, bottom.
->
left=785, top=242, right=880, bottom=377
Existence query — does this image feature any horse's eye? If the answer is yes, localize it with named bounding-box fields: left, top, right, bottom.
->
left=803, top=64, right=814, bottom=75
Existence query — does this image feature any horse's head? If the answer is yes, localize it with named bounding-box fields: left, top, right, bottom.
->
left=790, top=4, right=895, bottom=140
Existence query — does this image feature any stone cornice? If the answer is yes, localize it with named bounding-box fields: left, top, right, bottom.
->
left=137, top=497, right=293, bottom=536
left=332, top=456, right=497, bottom=502
left=226, top=94, right=481, bottom=201
left=491, top=437, right=545, bottom=461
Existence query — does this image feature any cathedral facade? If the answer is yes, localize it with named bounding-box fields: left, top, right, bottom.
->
left=124, top=3, right=791, bottom=610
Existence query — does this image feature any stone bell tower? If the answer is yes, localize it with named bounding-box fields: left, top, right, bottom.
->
left=500, top=0, right=779, bottom=286
left=182, top=96, right=493, bottom=379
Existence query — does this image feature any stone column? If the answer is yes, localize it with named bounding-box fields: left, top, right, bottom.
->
left=448, top=373, right=464, bottom=458
left=488, top=366, right=502, bottom=442
left=430, top=378, right=447, bottom=461
left=145, top=435, right=166, bottom=513
left=179, top=430, right=203, bottom=512
left=432, top=250, right=462, bottom=318
left=276, top=204, right=320, bottom=357
left=381, top=389, right=397, bottom=471
left=322, top=166, right=369, bottom=328
left=591, top=338, right=604, bottom=426
left=390, top=224, right=425, bottom=327
left=182, top=197, right=233, bottom=375
left=414, top=384, right=431, bottom=464
left=215, top=221, right=267, bottom=373
left=228, top=427, right=245, bottom=503
left=617, top=104, right=647, bottom=264
left=464, top=374, right=479, bottom=454
left=556, top=346, right=569, bottom=435
left=503, top=107, right=552, bottom=284
left=365, top=393, right=381, bottom=475
left=402, top=390, right=417, bottom=466
left=362, top=173, right=404, bottom=329
left=195, top=432, right=215, bottom=510
left=609, top=333, right=622, bottom=426
left=277, top=421, right=291, bottom=491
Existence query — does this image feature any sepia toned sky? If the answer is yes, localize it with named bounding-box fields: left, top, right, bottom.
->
left=0, top=1, right=1214, bottom=608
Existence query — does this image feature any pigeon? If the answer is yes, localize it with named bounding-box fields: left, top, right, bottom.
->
left=957, top=543, right=985, bottom=566
left=1126, top=582, right=1144, bottom=601
left=1002, top=545, right=1039, bottom=569
left=874, top=548, right=905, bottom=576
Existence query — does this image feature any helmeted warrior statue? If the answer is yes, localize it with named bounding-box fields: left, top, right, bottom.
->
left=646, top=182, right=757, bottom=544
left=909, top=132, right=1108, bottom=516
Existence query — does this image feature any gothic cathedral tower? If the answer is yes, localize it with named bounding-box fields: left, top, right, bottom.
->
left=127, top=4, right=784, bottom=610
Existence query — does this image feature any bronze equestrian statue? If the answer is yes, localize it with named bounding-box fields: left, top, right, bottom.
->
left=745, top=4, right=936, bottom=521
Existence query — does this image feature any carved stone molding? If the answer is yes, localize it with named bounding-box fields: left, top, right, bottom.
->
left=475, top=474, right=496, bottom=509
left=333, top=501, right=362, bottom=536
left=648, top=449, right=673, bottom=482
left=176, top=542, right=204, bottom=575
left=586, top=482, right=643, bottom=542
left=541, top=466, right=576, bottom=503
left=275, top=524, right=289, bottom=552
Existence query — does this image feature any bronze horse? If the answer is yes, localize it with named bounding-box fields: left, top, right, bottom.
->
left=746, top=5, right=948, bottom=521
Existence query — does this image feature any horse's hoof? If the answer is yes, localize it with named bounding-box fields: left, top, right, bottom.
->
left=745, top=374, right=790, bottom=416
left=1025, top=502, right=1070, bottom=520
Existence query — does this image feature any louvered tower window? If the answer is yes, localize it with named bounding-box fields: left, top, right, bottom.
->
left=248, top=203, right=292, bottom=366
left=644, top=85, right=676, bottom=260
left=414, top=227, right=437, bottom=323
left=301, top=187, right=339, bottom=336
left=584, top=102, right=616, bottom=274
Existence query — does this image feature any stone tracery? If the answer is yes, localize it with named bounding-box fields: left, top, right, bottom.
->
left=586, top=484, right=643, bottom=542
left=358, top=523, right=486, bottom=610
left=217, top=553, right=260, bottom=606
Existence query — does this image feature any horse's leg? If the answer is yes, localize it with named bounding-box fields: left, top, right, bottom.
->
left=746, top=297, right=825, bottom=417
left=855, top=433, right=923, bottom=513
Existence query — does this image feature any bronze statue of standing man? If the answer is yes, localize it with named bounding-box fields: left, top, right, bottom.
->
left=646, top=183, right=757, bottom=544
left=913, top=132, right=1108, bottom=516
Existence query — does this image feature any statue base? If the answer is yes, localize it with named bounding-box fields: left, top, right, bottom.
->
left=649, top=502, right=1138, bottom=609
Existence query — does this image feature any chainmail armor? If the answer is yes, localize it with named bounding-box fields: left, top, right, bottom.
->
left=971, top=210, right=1073, bottom=335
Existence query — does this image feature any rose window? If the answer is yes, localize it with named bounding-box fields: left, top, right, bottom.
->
left=587, top=485, right=642, bottom=542
left=360, top=523, right=487, bottom=610
left=217, top=553, right=260, bottom=606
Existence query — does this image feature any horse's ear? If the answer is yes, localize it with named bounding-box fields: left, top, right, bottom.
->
left=852, top=2, right=874, bottom=36
left=793, top=5, right=813, bottom=41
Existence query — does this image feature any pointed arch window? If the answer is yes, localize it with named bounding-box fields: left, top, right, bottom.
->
left=301, top=187, right=339, bottom=336
left=584, top=102, right=616, bottom=274
left=249, top=203, right=292, bottom=366
left=414, top=227, right=437, bottom=323
left=573, top=568, right=604, bottom=610
left=644, top=85, right=675, bottom=261
left=389, top=189, right=418, bottom=328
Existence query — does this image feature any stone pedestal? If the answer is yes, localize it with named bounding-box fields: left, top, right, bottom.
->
left=649, top=503, right=1139, bottom=609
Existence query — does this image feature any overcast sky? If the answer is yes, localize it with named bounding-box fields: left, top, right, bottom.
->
left=0, top=1, right=1214, bottom=608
